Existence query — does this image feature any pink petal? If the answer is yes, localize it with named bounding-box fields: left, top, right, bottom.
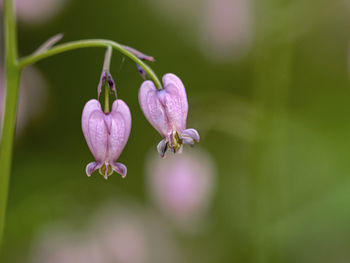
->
left=161, top=73, right=188, bottom=132
left=108, top=100, right=132, bottom=162
left=82, top=99, right=103, bottom=158
left=139, top=80, right=170, bottom=137
left=87, top=110, right=108, bottom=162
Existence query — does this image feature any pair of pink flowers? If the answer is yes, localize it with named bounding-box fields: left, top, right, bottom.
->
left=82, top=73, right=200, bottom=179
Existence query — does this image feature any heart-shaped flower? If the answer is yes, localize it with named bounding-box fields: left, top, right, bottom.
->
left=82, top=99, right=131, bottom=179
left=139, top=73, right=200, bottom=157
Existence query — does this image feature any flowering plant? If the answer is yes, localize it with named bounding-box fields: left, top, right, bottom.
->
left=0, top=0, right=199, bottom=249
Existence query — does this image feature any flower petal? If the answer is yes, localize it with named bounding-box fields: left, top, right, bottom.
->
left=111, top=162, right=127, bottom=178
left=181, top=137, right=194, bottom=145
left=181, top=128, right=200, bottom=142
left=107, top=73, right=117, bottom=98
left=123, top=45, right=155, bottom=62
left=97, top=72, right=107, bottom=99
left=86, top=161, right=103, bottom=177
left=87, top=109, right=108, bottom=161
left=161, top=73, right=188, bottom=132
left=108, top=99, right=132, bottom=162
left=139, top=80, right=170, bottom=137
left=136, top=64, right=147, bottom=79
left=82, top=99, right=104, bottom=158
left=157, top=138, right=168, bottom=158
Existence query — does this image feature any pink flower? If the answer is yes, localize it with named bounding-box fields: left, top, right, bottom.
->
left=29, top=202, right=182, bottom=263
left=89, top=203, right=182, bottom=263
left=200, top=0, right=253, bottom=60
left=146, top=148, right=216, bottom=231
left=139, top=73, right=200, bottom=157
left=81, top=99, right=131, bottom=179
left=0, top=0, right=68, bottom=24
left=29, top=228, right=103, bottom=263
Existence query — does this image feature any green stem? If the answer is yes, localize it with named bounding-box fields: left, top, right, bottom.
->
left=104, top=85, right=110, bottom=113
left=103, top=46, right=112, bottom=72
left=0, top=0, right=20, bottom=249
left=18, top=39, right=163, bottom=90
left=103, top=46, right=112, bottom=113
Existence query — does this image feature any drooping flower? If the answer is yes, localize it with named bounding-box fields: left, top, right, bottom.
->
left=138, top=73, right=200, bottom=157
left=81, top=99, right=131, bottom=179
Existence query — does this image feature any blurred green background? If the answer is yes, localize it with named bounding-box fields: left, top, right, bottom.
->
left=1, top=0, right=350, bottom=262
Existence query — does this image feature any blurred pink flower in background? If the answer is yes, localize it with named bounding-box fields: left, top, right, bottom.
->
left=0, top=66, right=48, bottom=136
left=29, top=202, right=182, bottom=263
left=200, top=0, right=253, bottom=60
left=29, top=227, right=103, bottom=263
left=91, top=204, right=182, bottom=263
left=146, top=148, right=217, bottom=232
left=149, top=0, right=253, bottom=61
left=0, top=0, right=68, bottom=24
left=99, top=220, right=148, bottom=263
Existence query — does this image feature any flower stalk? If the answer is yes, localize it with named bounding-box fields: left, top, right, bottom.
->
left=18, top=39, right=163, bottom=90
left=0, top=0, right=20, bottom=250
left=103, top=46, right=113, bottom=113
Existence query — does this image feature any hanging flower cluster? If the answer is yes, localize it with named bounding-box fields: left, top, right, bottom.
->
left=81, top=48, right=200, bottom=179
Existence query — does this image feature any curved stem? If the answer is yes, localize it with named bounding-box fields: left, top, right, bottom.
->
left=0, top=0, right=20, bottom=249
left=18, top=39, right=163, bottom=90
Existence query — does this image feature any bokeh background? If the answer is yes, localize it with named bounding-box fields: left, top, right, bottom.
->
left=1, top=0, right=350, bottom=262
